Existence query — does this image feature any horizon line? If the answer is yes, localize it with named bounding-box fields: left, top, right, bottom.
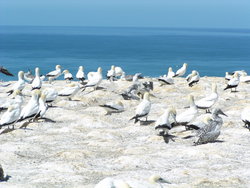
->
left=1, top=24, right=250, bottom=31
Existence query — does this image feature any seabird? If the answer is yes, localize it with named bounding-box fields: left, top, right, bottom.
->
left=95, top=177, right=131, bottom=188
left=18, top=90, right=40, bottom=121
left=58, top=83, right=81, bottom=100
left=130, top=92, right=151, bottom=124
left=194, top=116, right=222, bottom=145
left=99, top=101, right=124, bottom=115
left=24, top=69, right=35, bottom=83
left=241, top=106, right=250, bottom=130
left=148, top=175, right=170, bottom=186
left=33, top=93, right=48, bottom=120
left=224, top=72, right=240, bottom=92
left=155, top=107, right=177, bottom=136
left=228, top=70, right=247, bottom=77
left=240, top=72, right=250, bottom=83
left=121, top=72, right=143, bottom=81
left=0, top=66, right=13, bottom=76
left=158, top=75, right=174, bottom=85
left=0, top=90, right=23, bottom=112
left=186, top=70, right=200, bottom=87
left=187, top=108, right=227, bottom=130
left=31, top=67, right=42, bottom=90
left=43, top=88, right=58, bottom=105
left=107, top=65, right=116, bottom=81
left=195, top=83, right=218, bottom=113
left=114, top=66, right=124, bottom=77
left=175, top=95, right=198, bottom=129
left=0, top=104, right=21, bottom=129
left=46, top=65, right=62, bottom=79
left=76, top=66, right=85, bottom=83
left=225, top=72, right=233, bottom=81
left=7, top=71, right=25, bottom=95
left=167, top=67, right=175, bottom=78
left=83, top=67, right=103, bottom=91
left=62, top=70, right=73, bottom=82
left=174, top=63, right=188, bottom=77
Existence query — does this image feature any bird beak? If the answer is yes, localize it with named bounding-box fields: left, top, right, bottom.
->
left=171, top=113, right=177, bottom=123
left=158, top=177, right=171, bottom=184
left=218, top=109, right=227, bottom=117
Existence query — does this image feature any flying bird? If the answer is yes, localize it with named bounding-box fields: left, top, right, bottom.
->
left=0, top=66, right=13, bottom=76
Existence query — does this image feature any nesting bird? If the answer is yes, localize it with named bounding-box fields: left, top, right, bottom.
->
left=224, top=72, right=240, bottom=92
left=130, top=92, right=151, bottom=124
left=58, top=83, right=81, bottom=100
left=155, top=107, right=177, bottom=136
left=0, top=104, right=22, bottom=129
left=7, top=71, right=25, bottom=95
left=62, top=69, right=73, bottom=82
left=76, top=66, right=85, bottom=83
left=186, top=70, right=200, bottom=87
left=194, top=115, right=223, bottom=145
left=174, top=63, right=188, bottom=77
left=195, top=83, right=218, bottom=113
left=0, top=90, right=23, bottom=112
left=43, top=88, right=58, bottom=105
left=99, top=101, right=124, bottom=115
left=46, top=65, right=62, bottom=80
left=175, top=95, right=198, bottom=129
left=158, top=75, right=174, bottom=85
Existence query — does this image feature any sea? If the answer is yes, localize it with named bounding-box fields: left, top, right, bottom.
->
left=0, top=26, right=250, bottom=81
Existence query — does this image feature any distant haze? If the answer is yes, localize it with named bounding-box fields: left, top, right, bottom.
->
left=0, top=0, right=250, bottom=29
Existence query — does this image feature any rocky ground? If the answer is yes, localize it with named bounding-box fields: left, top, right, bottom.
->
left=0, top=77, right=250, bottom=188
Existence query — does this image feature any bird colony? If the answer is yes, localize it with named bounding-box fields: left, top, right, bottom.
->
left=0, top=64, right=250, bottom=187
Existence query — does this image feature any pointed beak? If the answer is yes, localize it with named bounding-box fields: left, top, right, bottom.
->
left=218, top=109, right=227, bottom=117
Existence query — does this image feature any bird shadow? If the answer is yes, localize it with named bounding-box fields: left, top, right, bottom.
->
left=0, top=127, right=15, bottom=135
left=139, top=120, right=155, bottom=126
left=162, top=134, right=176, bottom=144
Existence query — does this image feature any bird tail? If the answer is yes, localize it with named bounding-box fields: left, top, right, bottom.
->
left=130, top=116, right=139, bottom=124
left=224, top=86, right=229, bottom=90
left=7, top=90, right=13, bottom=96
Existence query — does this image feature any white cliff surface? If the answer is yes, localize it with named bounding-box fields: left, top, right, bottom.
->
left=0, top=77, right=249, bottom=187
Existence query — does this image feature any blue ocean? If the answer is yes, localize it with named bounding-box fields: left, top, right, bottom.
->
left=0, top=26, right=250, bottom=81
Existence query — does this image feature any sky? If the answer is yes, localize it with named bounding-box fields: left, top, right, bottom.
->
left=0, top=0, right=250, bottom=29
